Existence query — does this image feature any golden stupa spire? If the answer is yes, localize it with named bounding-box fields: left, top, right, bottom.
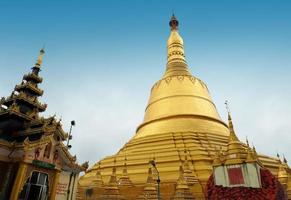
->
left=100, top=158, right=124, bottom=199
left=123, top=154, right=128, bottom=174
left=246, top=136, right=250, bottom=147
left=143, top=163, right=157, bottom=192
left=225, top=101, right=239, bottom=142
left=34, top=48, right=45, bottom=68
left=173, top=165, right=195, bottom=200
left=277, top=154, right=289, bottom=186
left=164, top=14, right=190, bottom=77
left=223, top=101, right=247, bottom=165
left=92, top=162, right=103, bottom=187
left=176, top=165, right=189, bottom=189
left=118, top=153, right=133, bottom=187
left=108, top=158, right=118, bottom=187
left=283, top=154, right=288, bottom=164
left=136, top=163, right=158, bottom=200
left=183, top=150, right=198, bottom=185
left=246, top=145, right=258, bottom=163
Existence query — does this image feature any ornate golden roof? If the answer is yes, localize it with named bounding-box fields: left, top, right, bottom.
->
left=213, top=108, right=263, bottom=167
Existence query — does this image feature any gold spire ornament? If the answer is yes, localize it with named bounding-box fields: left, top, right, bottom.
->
left=283, top=155, right=288, bottom=164
left=35, top=48, right=45, bottom=68
left=246, top=136, right=250, bottom=147
left=136, top=164, right=158, bottom=200
left=173, top=165, right=195, bottom=200
left=165, top=15, right=190, bottom=77
left=118, top=155, right=133, bottom=187
left=225, top=101, right=239, bottom=142
left=100, top=159, right=125, bottom=200
left=92, top=162, right=103, bottom=187
left=182, top=150, right=198, bottom=185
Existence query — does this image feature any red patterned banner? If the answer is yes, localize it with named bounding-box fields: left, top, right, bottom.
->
left=227, top=167, right=244, bottom=185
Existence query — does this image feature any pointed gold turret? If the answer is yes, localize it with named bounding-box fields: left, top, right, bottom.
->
left=165, top=15, right=190, bottom=77
left=108, top=163, right=118, bottom=188
left=101, top=159, right=125, bottom=200
left=227, top=112, right=239, bottom=142
left=118, top=155, right=133, bottom=187
left=34, top=48, right=45, bottom=68
left=245, top=146, right=258, bottom=163
left=182, top=150, right=198, bottom=185
left=92, top=162, right=104, bottom=187
left=176, top=165, right=189, bottom=189
left=278, top=155, right=289, bottom=188
left=223, top=101, right=247, bottom=165
left=137, top=165, right=158, bottom=200
left=225, top=101, right=239, bottom=142
left=173, top=165, right=195, bottom=200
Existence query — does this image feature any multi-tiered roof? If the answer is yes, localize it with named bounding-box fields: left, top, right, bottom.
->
left=0, top=49, right=87, bottom=172
left=0, top=49, right=67, bottom=142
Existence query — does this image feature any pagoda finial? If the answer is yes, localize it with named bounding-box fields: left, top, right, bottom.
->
left=35, top=48, right=45, bottom=68
left=146, top=161, right=155, bottom=185
left=123, top=152, right=128, bottom=174
left=246, top=136, right=250, bottom=147
left=164, top=14, right=189, bottom=77
left=92, top=161, right=103, bottom=187
left=169, top=14, right=179, bottom=30
left=108, top=158, right=118, bottom=186
left=176, top=165, right=188, bottom=187
left=252, top=145, right=258, bottom=157
left=118, top=151, right=133, bottom=187
left=283, top=154, right=288, bottom=164
left=225, top=100, right=239, bottom=142
left=225, top=100, right=231, bottom=114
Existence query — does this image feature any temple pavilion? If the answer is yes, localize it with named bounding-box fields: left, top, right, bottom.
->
left=78, top=15, right=291, bottom=200
left=0, top=49, right=88, bottom=200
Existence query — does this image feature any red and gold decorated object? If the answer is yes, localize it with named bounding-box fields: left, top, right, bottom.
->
left=207, top=168, right=287, bottom=200
left=227, top=166, right=244, bottom=185
left=210, top=109, right=289, bottom=199
left=212, top=111, right=263, bottom=188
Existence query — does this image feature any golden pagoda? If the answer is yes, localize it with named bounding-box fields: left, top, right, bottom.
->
left=78, top=15, right=291, bottom=199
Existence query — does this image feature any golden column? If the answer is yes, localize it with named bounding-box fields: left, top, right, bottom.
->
left=50, top=170, right=61, bottom=200
left=9, top=162, right=28, bottom=200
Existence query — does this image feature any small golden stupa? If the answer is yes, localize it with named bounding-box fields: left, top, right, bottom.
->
left=78, top=15, right=291, bottom=199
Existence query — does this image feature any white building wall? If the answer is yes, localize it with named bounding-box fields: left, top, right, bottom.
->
left=55, top=171, right=79, bottom=200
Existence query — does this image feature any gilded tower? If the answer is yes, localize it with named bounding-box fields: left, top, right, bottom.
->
left=78, top=16, right=290, bottom=199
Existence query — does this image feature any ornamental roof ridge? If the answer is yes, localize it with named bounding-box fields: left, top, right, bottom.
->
left=55, top=141, right=87, bottom=172
left=151, top=75, right=208, bottom=92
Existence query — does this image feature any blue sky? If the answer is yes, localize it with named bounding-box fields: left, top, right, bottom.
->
left=0, top=0, right=291, bottom=165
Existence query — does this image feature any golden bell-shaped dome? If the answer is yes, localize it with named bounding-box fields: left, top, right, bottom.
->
left=134, top=15, right=229, bottom=139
